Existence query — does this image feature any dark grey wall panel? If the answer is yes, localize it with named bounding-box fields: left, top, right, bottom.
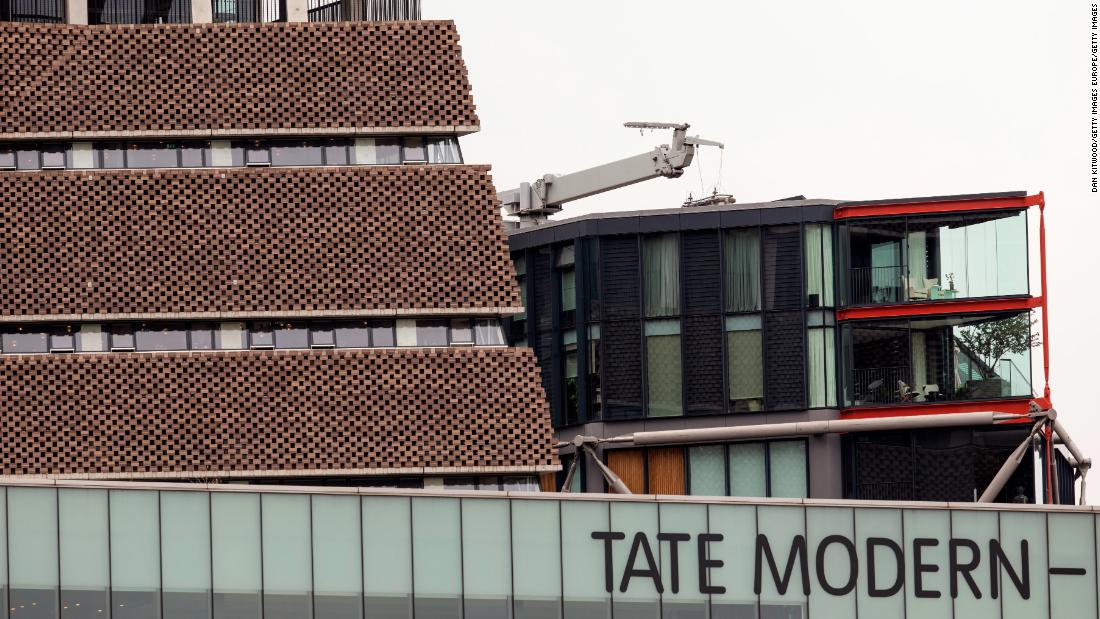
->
left=599, top=235, right=640, bottom=321
left=682, top=230, right=722, bottom=315
left=683, top=314, right=724, bottom=416
left=530, top=247, right=554, bottom=331
left=765, top=310, right=806, bottom=410
left=763, top=226, right=802, bottom=311
left=601, top=320, right=643, bottom=419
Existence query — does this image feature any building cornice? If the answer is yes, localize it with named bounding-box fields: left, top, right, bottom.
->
left=0, top=125, right=482, bottom=142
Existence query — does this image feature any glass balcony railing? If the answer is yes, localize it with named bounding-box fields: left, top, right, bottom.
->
left=842, top=311, right=1035, bottom=407
left=842, top=209, right=1029, bottom=306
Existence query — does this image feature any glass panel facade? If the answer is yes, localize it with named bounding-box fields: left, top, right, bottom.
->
left=844, top=211, right=1029, bottom=305
left=726, top=315, right=763, bottom=412
left=645, top=320, right=682, bottom=417
left=725, top=228, right=761, bottom=312
left=807, top=323, right=837, bottom=408
left=843, top=312, right=1034, bottom=407
left=688, top=445, right=726, bottom=496
left=728, top=442, right=766, bottom=497
left=768, top=441, right=808, bottom=498
left=0, top=484, right=1086, bottom=619
left=644, top=233, right=680, bottom=318
left=804, top=223, right=835, bottom=308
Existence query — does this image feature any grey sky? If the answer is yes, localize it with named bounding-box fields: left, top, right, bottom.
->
left=427, top=1, right=1097, bottom=500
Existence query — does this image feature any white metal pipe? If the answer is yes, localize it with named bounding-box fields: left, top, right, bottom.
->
left=583, top=445, right=633, bottom=495
left=978, top=419, right=1048, bottom=503
left=623, top=411, right=1016, bottom=446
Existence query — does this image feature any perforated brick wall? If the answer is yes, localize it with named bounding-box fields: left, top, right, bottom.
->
left=0, top=165, right=521, bottom=318
left=0, top=347, right=556, bottom=477
left=0, top=20, right=478, bottom=137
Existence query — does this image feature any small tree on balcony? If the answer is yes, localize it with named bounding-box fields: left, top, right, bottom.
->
left=955, top=313, right=1040, bottom=372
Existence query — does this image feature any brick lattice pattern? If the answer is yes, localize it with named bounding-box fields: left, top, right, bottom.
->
left=0, top=347, right=555, bottom=476
left=0, top=165, right=520, bottom=317
left=0, top=20, right=478, bottom=136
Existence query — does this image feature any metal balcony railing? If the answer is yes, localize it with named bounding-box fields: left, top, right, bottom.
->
left=851, top=365, right=912, bottom=405
left=848, top=265, right=904, bottom=305
left=855, top=481, right=916, bottom=501
left=1, top=0, right=65, bottom=22
left=88, top=0, right=192, bottom=23
left=212, top=0, right=284, bottom=22
left=307, top=0, right=418, bottom=22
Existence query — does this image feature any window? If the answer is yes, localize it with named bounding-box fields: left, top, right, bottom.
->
left=415, top=319, right=448, bottom=347
left=180, top=141, right=206, bottom=167
left=249, top=322, right=274, bottom=349
left=724, top=228, right=761, bottom=312
left=450, top=319, right=474, bottom=345
left=643, top=233, right=680, bottom=317
left=135, top=322, right=188, bottom=351
left=725, top=315, right=763, bottom=412
left=645, top=320, right=682, bottom=417
left=842, top=312, right=1035, bottom=407
left=0, top=144, right=15, bottom=169
left=587, top=325, right=601, bottom=419
left=401, top=137, right=427, bottom=163
left=244, top=141, right=270, bottom=166
left=16, top=145, right=39, bottom=170
left=427, top=137, right=462, bottom=164
left=269, top=140, right=324, bottom=167
left=608, top=440, right=809, bottom=498
left=216, top=322, right=247, bottom=350
left=375, top=138, right=401, bottom=165
left=807, top=311, right=837, bottom=408
left=110, top=324, right=135, bottom=351
left=511, top=253, right=528, bottom=344
left=557, top=244, right=576, bottom=328
left=47, top=325, right=75, bottom=352
left=310, top=322, right=336, bottom=348
left=562, top=330, right=579, bottom=424
left=77, top=324, right=108, bottom=352
left=126, top=142, right=179, bottom=168
left=190, top=323, right=215, bottom=350
left=473, top=319, right=504, bottom=346
left=100, top=142, right=125, bottom=169
left=334, top=321, right=370, bottom=348
left=2, top=326, right=48, bottom=353
left=804, top=223, right=835, bottom=308
left=273, top=322, right=309, bottom=349
left=323, top=140, right=350, bottom=166
left=369, top=320, right=395, bottom=347
left=39, top=144, right=65, bottom=169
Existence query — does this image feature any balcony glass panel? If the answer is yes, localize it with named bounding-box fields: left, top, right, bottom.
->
left=844, top=211, right=1029, bottom=305
left=843, top=312, right=1034, bottom=407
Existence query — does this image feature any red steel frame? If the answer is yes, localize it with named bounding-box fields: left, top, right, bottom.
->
left=836, top=192, right=1051, bottom=418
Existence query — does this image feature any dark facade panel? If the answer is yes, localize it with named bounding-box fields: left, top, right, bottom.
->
left=683, top=314, right=724, bottom=416
left=764, top=310, right=806, bottom=410
left=0, top=347, right=556, bottom=477
left=602, top=320, right=643, bottom=418
left=599, top=235, right=640, bottom=321
left=0, top=20, right=479, bottom=136
left=530, top=247, right=554, bottom=332
left=681, top=230, right=722, bottom=315
left=763, top=225, right=802, bottom=310
left=0, top=166, right=521, bottom=317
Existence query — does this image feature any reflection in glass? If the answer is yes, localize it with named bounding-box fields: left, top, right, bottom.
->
left=59, top=489, right=110, bottom=619
left=313, top=495, right=363, bottom=619
left=689, top=445, right=726, bottom=496
left=725, top=228, right=761, bottom=312
left=769, top=442, right=808, bottom=498
left=9, top=487, right=59, bottom=619
left=728, top=442, right=766, bottom=497
left=110, top=490, right=161, bottom=619
left=262, top=494, right=312, bottom=619
left=726, top=315, right=763, bottom=412
left=211, top=493, right=262, bottom=619
left=643, top=233, right=680, bottom=317
left=161, top=492, right=211, bottom=619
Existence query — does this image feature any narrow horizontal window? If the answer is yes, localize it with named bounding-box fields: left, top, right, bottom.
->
left=415, top=319, right=448, bottom=347
left=334, top=321, right=370, bottom=348
left=249, top=322, right=275, bottom=349
left=110, top=324, right=135, bottom=351
left=135, top=322, right=188, bottom=351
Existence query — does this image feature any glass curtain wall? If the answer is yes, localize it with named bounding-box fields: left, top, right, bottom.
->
left=643, top=233, right=683, bottom=417
left=843, top=312, right=1034, bottom=406
left=558, top=244, right=579, bottom=424
left=724, top=229, right=764, bottom=412
left=804, top=224, right=835, bottom=308
left=683, top=440, right=808, bottom=498
left=806, top=311, right=837, bottom=408
left=843, top=210, right=1028, bottom=305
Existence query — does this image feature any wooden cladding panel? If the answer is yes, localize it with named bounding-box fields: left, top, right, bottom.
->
left=646, top=447, right=685, bottom=495
left=607, top=449, right=646, bottom=494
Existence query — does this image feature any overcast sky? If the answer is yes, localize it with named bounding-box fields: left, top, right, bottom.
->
left=427, top=1, right=1098, bottom=501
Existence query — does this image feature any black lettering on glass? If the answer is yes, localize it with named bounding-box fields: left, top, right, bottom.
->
left=698, top=533, right=726, bottom=595
left=989, top=539, right=1030, bottom=600
left=913, top=538, right=941, bottom=599
left=657, top=533, right=691, bottom=594
left=591, top=531, right=626, bottom=593
left=867, top=537, right=904, bottom=597
left=815, top=534, right=857, bottom=596
left=754, top=534, right=810, bottom=596
left=949, top=539, right=982, bottom=599
left=621, top=532, right=664, bottom=593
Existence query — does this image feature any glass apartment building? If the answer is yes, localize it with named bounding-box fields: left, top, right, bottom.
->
left=507, top=191, right=1068, bottom=503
